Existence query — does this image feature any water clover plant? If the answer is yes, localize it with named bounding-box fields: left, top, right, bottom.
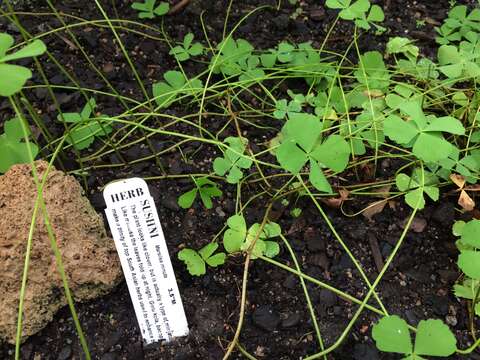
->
left=0, top=117, right=38, bottom=173
left=276, top=112, right=350, bottom=193
left=325, top=0, right=385, bottom=31
left=178, top=243, right=226, bottom=276
left=131, top=0, right=169, bottom=18
left=384, top=101, right=465, bottom=163
left=169, top=33, right=204, bottom=62
left=213, top=137, right=252, bottom=184
left=395, top=169, right=439, bottom=210
left=57, top=98, right=113, bottom=150
left=372, top=315, right=457, bottom=359
left=223, top=215, right=281, bottom=259
left=152, top=70, right=203, bottom=108
left=177, top=177, right=222, bottom=209
left=436, top=5, right=480, bottom=45
left=0, top=33, right=46, bottom=96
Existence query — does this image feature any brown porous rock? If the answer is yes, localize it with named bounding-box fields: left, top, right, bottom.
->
left=0, top=161, right=121, bottom=343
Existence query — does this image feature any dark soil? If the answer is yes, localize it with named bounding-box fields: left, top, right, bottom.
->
left=1, top=0, right=480, bottom=359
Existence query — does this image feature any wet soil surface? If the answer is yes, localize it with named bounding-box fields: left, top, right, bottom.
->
left=1, top=0, right=480, bottom=359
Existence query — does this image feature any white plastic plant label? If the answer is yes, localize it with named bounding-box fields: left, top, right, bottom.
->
left=103, top=178, right=189, bottom=344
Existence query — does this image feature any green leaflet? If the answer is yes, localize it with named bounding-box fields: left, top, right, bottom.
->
left=0, top=118, right=38, bottom=173
left=0, top=33, right=46, bottom=96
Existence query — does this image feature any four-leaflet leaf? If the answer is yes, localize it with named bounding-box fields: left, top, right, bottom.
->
left=169, top=33, right=204, bottom=62
left=276, top=112, right=350, bottom=193
left=178, top=242, right=226, bottom=276
left=213, top=137, right=253, bottom=184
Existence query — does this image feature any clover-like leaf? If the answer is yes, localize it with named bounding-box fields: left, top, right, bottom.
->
left=213, top=137, right=252, bottom=184
left=373, top=316, right=457, bottom=358
left=223, top=214, right=247, bottom=253
left=0, top=33, right=46, bottom=96
left=372, top=315, right=413, bottom=354
left=131, top=0, right=169, bottom=18
left=169, top=33, right=204, bottom=62
left=414, top=319, right=457, bottom=357
left=395, top=169, right=439, bottom=209
left=57, top=98, right=112, bottom=150
left=152, top=70, right=203, bottom=108
left=178, top=177, right=222, bottom=209
left=0, top=117, right=38, bottom=173
left=178, top=248, right=206, bottom=276
left=276, top=112, right=350, bottom=193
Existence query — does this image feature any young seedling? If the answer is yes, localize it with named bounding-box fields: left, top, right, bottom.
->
left=152, top=70, right=203, bottom=108
left=169, top=33, right=204, bottom=62
left=0, top=118, right=38, bottom=173
left=57, top=98, right=113, bottom=150
left=325, top=0, right=385, bottom=32
left=178, top=242, right=226, bottom=276
left=372, top=315, right=457, bottom=359
left=276, top=112, right=350, bottom=193
left=131, top=0, right=169, bottom=19
left=222, top=214, right=281, bottom=259
left=213, top=137, right=252, bottom=184
left=436, top=5, right=480, bottom=45
left=177, top=177, right=222, bottom=209
left=0, top=33, right=46, bottom=96
left=395, top=169, right=439, bottom=209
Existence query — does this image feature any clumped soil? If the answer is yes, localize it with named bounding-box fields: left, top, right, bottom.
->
left=1, top=0, right=480, bottom=359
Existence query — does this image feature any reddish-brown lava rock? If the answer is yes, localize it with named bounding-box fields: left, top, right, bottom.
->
left=0, top=161, right=121, bottom=343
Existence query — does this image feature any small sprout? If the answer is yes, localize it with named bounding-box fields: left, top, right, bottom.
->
left=273, top=98, right=302, bottom=119
left=0, top=33, right=46, bottom=96
left=177, top=177, right=222, bottom=209
left=57, top=98, right=113, bottom=150
left=131, top=0, right=169, bottom=19
left=152, top=70, right=203, bottom=108
left=290, top=208, right=302, bottom=218
left=223, top=214, right=281, bottom=259
left=395, top=169, right=439, bottom=210
left=178, top=242, right=226, bottom=276
left=372, top=315, right=457, bottom=358
left=213, top=137, right=252, bottom=184
left=169, top=33, right=204, bottom=62
left=325, top=0, right=385, bottom=32
left=0, top=118, right=38, bottom=173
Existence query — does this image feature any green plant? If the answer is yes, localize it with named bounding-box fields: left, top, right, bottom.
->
left=131, top=0, right=169, bottom=19
left=372, top=315, right=457, bottom=359
left=0, top=117, right=38, bottom=173
left=178, top=242, right=226, bottom=276
left=223, top=214, right=281, bottom=259
left=213, top=137, right=252, bottom=183
left=384, top=100, right=465, bottom=163
left=276, top=112, right=350, bottom=193
left=325, top=0, right=385, bottom=32
left=436, top=5, right=480, bottom=45
left=0, top=33, right=46, bottom=96
left=395, top=169, right=439, bottom=209
left=57, top=98, right=113, bottom=150
left=177, top=177, right=222, bottom=209
left=152, top=70, right=203, bottom=108
left=169, top=33, right=204, bottom=62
